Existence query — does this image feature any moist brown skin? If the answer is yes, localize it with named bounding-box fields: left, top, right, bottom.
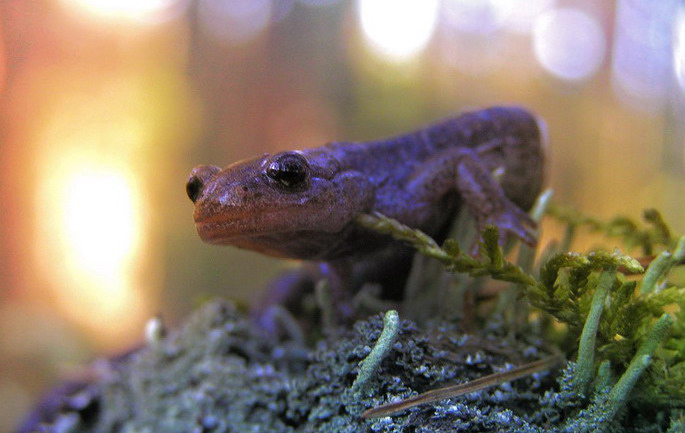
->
left=187, top=106, right=545, bottom=330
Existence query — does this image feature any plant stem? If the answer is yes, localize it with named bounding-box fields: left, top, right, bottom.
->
left=574, top=270, right=615, bottom=395
left=351, top=310, right=401, bottom=394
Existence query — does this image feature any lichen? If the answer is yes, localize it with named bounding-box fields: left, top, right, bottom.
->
left=28, top=300, right=560, bottom=433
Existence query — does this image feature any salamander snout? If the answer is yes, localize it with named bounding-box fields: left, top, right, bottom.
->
left=186, top=165, right=221, bottom=203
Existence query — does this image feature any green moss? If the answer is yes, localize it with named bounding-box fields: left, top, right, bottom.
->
left=356, top=201, right=685, bottom=431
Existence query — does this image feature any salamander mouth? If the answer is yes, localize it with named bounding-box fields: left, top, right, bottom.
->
left=196, top=220, right=352, bottom=260
left=195, top=219, right=278, bottom=244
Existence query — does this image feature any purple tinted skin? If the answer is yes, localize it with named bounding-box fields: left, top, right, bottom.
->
left=187, top=106, right=545, bottom=330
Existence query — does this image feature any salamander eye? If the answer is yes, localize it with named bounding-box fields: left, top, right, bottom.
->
left=266, top=152, right=310, bottom=190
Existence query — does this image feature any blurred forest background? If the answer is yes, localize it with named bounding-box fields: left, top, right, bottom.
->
left=0, top=0, right=684, bottom=429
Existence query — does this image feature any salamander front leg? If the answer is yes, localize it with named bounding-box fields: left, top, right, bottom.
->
left=407, top=146, right=537, bottom=247
left=455, top=155, right=536, bottom=245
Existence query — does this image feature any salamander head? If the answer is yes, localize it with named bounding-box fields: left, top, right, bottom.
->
left=186, top=151, right=373, bottom=258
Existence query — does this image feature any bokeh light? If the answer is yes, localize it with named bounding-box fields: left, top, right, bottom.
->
left=198, top=0, right=272, bottom=45
left=35, top=158, right=149, bottom=340
left=358, top=0, right=439, bottom=61
left=442, top=0, right=556, bottom=35
left=442, top=0, right=509, bottom=35
left=611, top=0, right=679, bottom=111
left=676, top=9, right=685, bottom=93
left=62, top=170, right=141, bottom=285
left=27, top=73, right=164, bottom=343
left=501, top=0, right=555, bottom=33
left=59, top=0, right=186, bottom=23
left=533, top=8, right=605, bottom=81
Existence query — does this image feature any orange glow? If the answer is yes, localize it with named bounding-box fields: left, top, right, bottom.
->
left=31, top=78, right=159, bottom=344
left=35, top=159, right=149, bottom=341
left=0, top=19, right=5, bottom=94
left=58, top=0, right=185, bottom=23
left=61, top=170, right=141, bottom=293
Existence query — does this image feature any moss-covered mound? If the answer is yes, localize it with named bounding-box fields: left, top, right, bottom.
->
left=26, top=300, right=562, bottom=433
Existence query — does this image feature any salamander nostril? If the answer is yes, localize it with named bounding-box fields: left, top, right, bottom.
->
left=186, top=176, right=203, bottom=203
